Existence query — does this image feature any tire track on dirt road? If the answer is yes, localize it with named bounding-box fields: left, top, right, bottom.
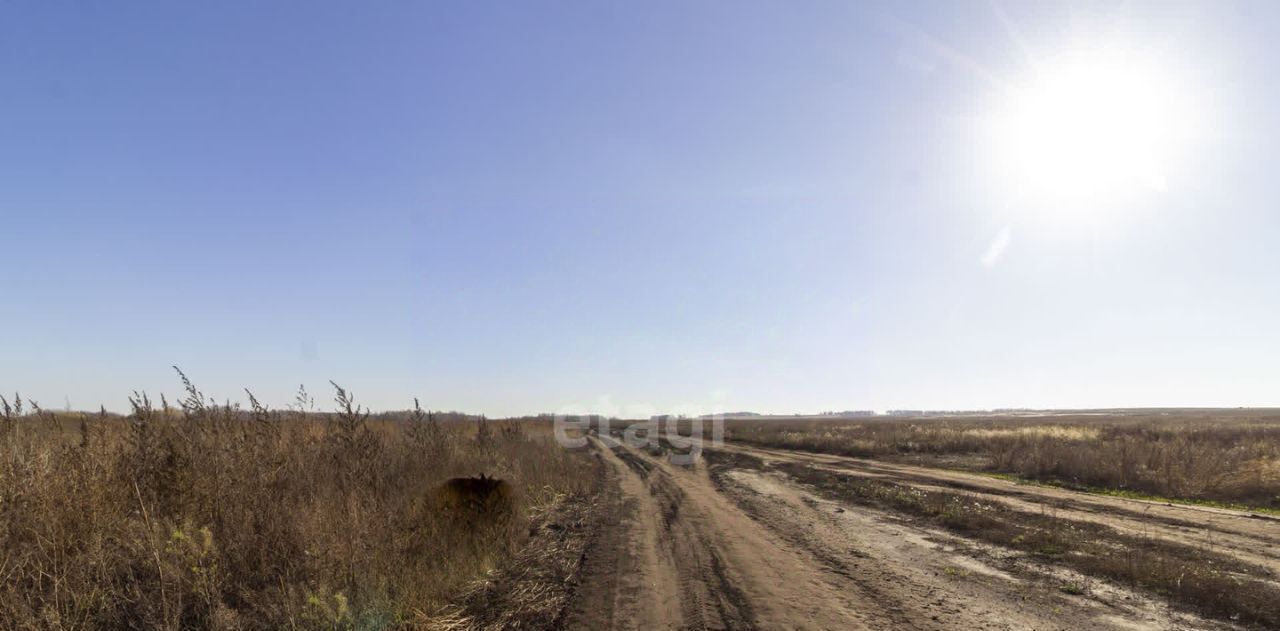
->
left=708, top=461, right=1236, bottom=630
left=607, top=436, right=871, bottom=630
left=573, top=434, right=877, bottom=629
left=558, top=437, right=683, bottom=630
left=718, top=441, right=1280, bottom=578
left=560, top=436, right=1240, bottom=630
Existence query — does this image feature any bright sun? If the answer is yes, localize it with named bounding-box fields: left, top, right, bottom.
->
left=986, top=48, right=1194, bottom=211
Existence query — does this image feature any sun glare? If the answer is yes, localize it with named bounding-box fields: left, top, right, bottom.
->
left=986, top=48, right=1194, bottom=212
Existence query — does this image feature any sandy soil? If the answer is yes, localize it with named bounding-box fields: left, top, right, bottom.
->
left=558, top=436, right=1243, bottom=630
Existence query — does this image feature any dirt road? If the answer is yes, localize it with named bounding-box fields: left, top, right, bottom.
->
left=558, top=436, right=1243, bottom=630
left=718, top=441, right=1280, bottom=577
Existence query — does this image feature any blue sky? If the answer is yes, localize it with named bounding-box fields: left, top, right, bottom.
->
left=3, top=1, right=1277, bottom=415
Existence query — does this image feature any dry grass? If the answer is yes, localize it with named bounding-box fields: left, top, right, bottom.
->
left=722, top=410, right=1280, bottom=509
left=0, top=374, right=599, bottom=630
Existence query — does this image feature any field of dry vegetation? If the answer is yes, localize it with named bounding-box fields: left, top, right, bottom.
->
left=723, top=410, right=1280, bottom=511
left=7, top=390, right=1280, bottom=630
left=0, top=373, right=600, bottom=630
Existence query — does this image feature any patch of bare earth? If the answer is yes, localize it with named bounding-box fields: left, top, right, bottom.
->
left=712, top=442, right=1280, bottom=628
left=708, top=457, right=1237, bottom=630
left=571, top=436, right=875, bottom=629
left=558, top=437, right=685, bottom=630
left=718, top=442, right=1280, bottom=579
left=559, top=435, right=1242, bottom=630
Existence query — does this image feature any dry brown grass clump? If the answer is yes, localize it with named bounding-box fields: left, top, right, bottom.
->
left=724, top=410, right=1280, bottom=509
left=0, top=374, right=599, bottom=630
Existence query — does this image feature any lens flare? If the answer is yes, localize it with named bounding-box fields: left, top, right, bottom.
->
left=984, top=47, right=1196, bottom=213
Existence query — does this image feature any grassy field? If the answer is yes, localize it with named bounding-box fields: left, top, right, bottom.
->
left=0, top=378, right=599, bottom=630
left=722, top=410, right=1280, bottom=511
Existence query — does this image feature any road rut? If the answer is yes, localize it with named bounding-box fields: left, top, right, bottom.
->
left=559, top=437, right=1239, bottom=630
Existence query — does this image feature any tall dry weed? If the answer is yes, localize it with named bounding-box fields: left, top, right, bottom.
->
left=0, top=374, right=597, bottom=630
